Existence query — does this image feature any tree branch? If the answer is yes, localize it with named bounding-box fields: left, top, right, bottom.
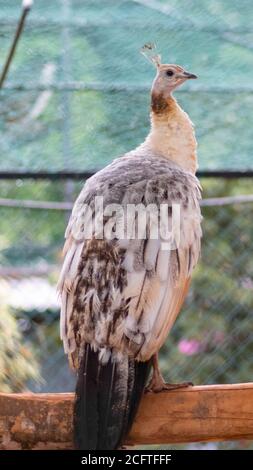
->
left=1, top=383, right=253, bottom=449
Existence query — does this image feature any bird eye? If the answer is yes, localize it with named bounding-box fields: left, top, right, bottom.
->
left=166, top=70, right=174, bottom=77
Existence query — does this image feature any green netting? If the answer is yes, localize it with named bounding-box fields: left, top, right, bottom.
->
left=1, top=0, right=253, bottom=171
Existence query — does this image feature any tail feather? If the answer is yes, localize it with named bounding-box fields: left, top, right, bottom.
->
left=97, top=359, right=119, bottom=449
left=74, top=345, right=151, bottom=450
left=74, top=344, right=99, bottom=449
left=126, top=360, right=151, bottom=433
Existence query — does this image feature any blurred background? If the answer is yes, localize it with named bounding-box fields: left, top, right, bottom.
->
left=0, top=0, right=253, bottom=450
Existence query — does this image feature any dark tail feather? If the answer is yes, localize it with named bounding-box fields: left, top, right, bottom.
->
left=74, top=344, right=99, bottom=449
left=74, top=344, right=151, bottom=450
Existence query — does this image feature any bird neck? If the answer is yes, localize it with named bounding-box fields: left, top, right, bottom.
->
left=139, top=93, right=198, bottom=174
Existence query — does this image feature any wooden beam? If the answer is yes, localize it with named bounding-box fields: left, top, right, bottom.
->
left=0, top=383, right=253, bottom=449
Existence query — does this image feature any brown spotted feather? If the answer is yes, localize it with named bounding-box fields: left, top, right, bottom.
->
left=58, top=154, right=202, bottom=367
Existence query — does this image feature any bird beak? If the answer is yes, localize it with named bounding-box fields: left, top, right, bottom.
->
left=182, top=71, right=198, bottom=79
left=176, top=71, right=198, bottom=80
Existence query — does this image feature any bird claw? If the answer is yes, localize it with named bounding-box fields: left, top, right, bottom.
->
left=145, top=379, right=193, bottom=393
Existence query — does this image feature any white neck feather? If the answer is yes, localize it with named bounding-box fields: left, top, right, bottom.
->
left=136, top=95, right=198, bottom=174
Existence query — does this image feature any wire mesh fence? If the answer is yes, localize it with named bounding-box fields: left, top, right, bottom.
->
left=1, top=0, right=253, bottom=451
left=2, top=0, right=253, bottom=172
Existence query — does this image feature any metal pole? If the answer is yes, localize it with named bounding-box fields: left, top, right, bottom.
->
left=0, top=1, right=33, bottom=89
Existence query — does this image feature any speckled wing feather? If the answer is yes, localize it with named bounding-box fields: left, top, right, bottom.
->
left=58, top=152, right=202, bottom=368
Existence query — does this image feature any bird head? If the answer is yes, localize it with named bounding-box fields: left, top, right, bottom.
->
left=152, top=64, right=197, bottom=96
left=141, top=44, right=197, bottom=100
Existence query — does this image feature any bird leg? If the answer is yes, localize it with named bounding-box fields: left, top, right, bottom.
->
left=146, top=353, right=193, bottom=393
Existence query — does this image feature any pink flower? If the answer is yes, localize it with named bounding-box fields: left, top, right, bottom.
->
left=178, top=339, right=201, bottom=356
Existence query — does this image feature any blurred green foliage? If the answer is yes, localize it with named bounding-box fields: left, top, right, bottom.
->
left=0, top=291, right=40, bottom=392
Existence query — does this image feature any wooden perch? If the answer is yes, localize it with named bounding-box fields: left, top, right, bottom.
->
left=1, top=383, right=253, bottom=449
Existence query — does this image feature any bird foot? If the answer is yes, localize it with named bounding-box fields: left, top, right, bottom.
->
left=146, top=377, right=193, bottom=393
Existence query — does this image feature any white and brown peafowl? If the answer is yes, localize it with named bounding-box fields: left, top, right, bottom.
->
left=58, top=46, right=202, bottom=450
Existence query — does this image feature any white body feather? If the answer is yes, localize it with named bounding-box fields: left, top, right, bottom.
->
left=58, top=92, right=202, bottom=366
